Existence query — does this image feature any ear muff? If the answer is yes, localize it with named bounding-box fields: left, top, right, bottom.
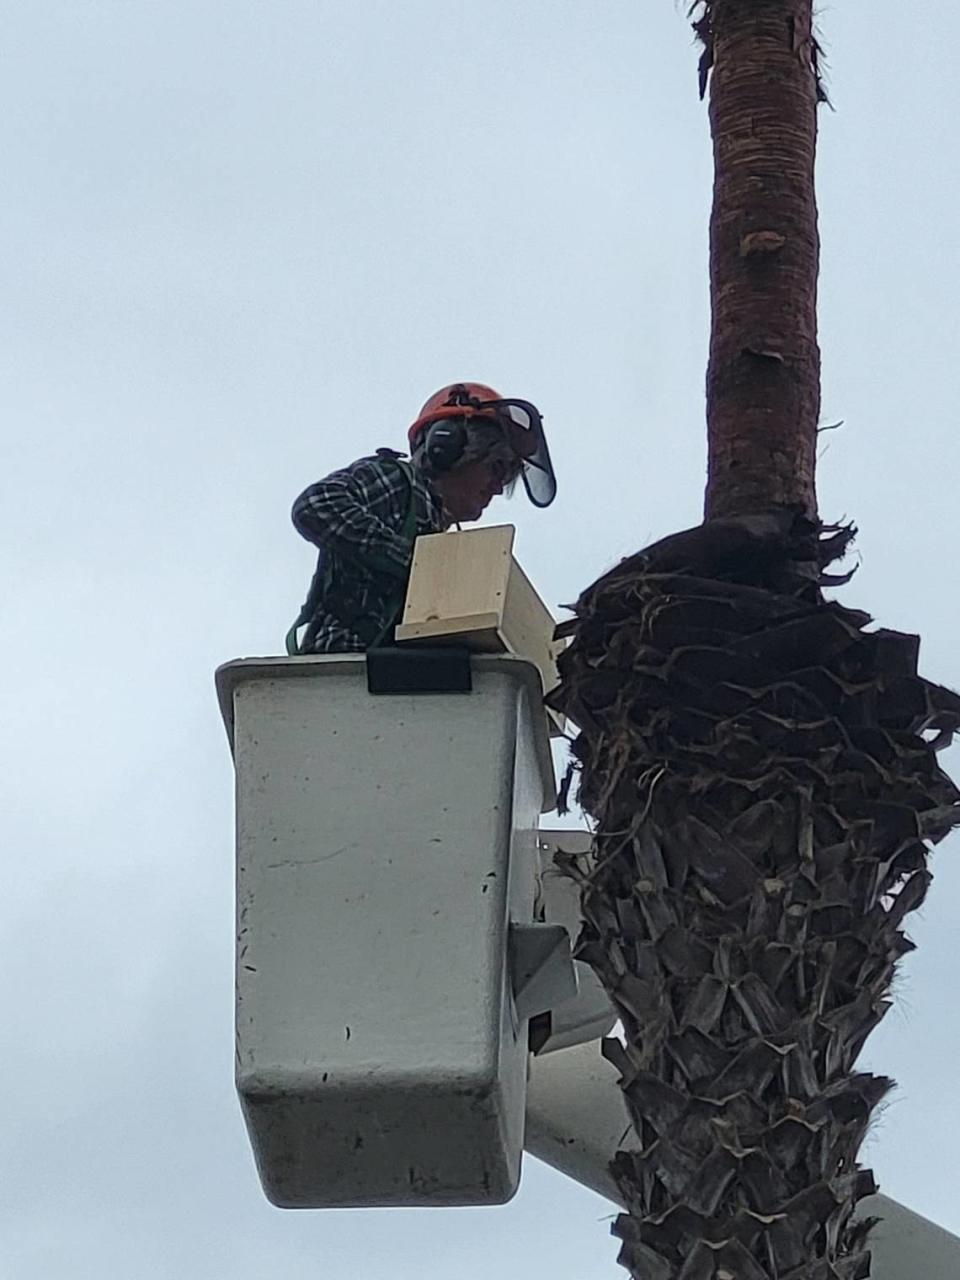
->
left=423, top=417, right=467, bottom=473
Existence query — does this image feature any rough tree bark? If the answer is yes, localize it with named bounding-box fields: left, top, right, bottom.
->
left=549, top=4, right=960, bottom=1278
left=701, top=0, right=822, bottom=520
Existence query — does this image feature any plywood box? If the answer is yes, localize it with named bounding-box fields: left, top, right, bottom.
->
left=396, top=526, right=563, bottom=726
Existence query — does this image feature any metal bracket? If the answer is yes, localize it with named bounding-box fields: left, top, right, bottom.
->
left=508, top=923, right=578, bottom=1022
left=533, top=832, right=618, bottom=1053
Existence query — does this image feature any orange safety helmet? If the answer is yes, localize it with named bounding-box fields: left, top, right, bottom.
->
left=407, top=382, right=557, bottom=507
left=408, top=383, right=519, bottom=442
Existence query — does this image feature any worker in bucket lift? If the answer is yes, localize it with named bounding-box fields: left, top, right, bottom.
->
left=287, top=382, right=557, bottom=655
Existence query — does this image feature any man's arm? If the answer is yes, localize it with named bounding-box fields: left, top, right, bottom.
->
left=291, top=458, right=413, bottom=580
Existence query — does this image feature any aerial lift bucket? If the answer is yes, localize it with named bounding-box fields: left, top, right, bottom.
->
left=216, top=652, right=570, bottom=1207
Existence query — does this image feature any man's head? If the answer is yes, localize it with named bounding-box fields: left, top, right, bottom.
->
left=413, top=413, right=522, bottom=523
left=407, top=382, right=556, bottom=523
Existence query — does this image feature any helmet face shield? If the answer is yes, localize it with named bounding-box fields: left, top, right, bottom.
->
left=408, top=384, right=557, bottom=509
left=491, top=400, right=557, bottom=509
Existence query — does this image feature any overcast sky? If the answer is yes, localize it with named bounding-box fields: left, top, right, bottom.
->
left=4, top=3, right=960, bottom=1277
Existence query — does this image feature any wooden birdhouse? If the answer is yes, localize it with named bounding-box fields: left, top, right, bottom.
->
left=395, top=525, right=564, bottom=731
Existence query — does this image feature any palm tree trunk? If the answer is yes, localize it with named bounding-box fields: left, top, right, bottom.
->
left=702, top=0, right=821, bottom=520
left=550, top=4, right=960, bottom=1278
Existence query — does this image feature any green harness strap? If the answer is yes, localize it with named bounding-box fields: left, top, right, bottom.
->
left=284, top=616, right=306, bottom=657
left=285, top=458, right=418, bottom=656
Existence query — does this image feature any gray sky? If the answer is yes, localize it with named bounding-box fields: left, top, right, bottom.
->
left=4, top=2, right=960, bottom=1277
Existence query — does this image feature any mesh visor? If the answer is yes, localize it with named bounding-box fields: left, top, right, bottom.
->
left=491, top=400, right=557, bottom=508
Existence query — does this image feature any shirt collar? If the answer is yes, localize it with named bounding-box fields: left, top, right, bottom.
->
left=413, top=465, right=446, bottom=529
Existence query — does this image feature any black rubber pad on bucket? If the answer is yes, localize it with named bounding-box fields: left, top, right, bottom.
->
left=366, top=646, right=473, bottom=695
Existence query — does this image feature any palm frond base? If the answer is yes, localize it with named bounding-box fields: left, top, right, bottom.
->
left=550, top=515, right=960, bottom=1279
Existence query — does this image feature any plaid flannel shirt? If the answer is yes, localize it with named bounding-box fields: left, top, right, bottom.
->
left=291, top=449, right=445, bottom=652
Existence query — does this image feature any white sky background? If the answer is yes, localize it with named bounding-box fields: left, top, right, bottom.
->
left=4, top=2, right=960, bottom=1276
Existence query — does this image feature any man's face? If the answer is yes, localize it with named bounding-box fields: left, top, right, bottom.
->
left=436, top=454, right=512, bottom=524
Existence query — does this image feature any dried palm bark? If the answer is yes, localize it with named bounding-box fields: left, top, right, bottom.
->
left=549, top=515, right=960, bottom=1278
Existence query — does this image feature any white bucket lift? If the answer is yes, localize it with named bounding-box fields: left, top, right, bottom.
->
left=216, top=652, right=577, bottom=1208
